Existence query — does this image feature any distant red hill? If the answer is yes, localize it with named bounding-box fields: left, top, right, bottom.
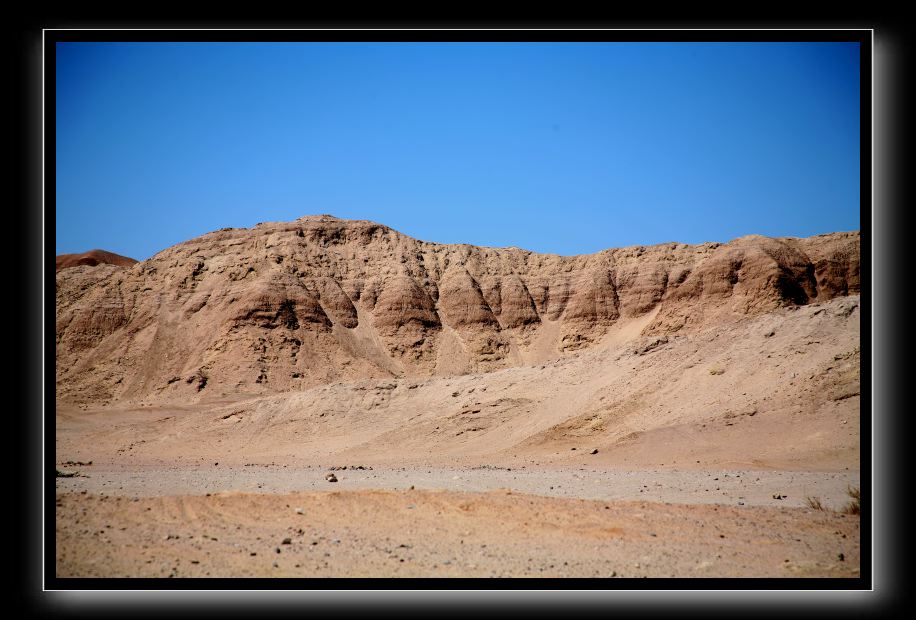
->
left=56, top=249, right=138, bottom=272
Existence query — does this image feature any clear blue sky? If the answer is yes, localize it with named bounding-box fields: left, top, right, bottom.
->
left=56, top=42, right=860, bottom=260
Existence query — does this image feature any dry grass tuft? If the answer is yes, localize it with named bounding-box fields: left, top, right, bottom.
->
left=804, top=496, right=826, bottom=511
left=842, top=486, right=860, bottom=515
left=803, top=488, right=860, bottom=514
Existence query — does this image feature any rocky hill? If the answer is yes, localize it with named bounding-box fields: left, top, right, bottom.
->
left=55, top=215, right=859, bottom=406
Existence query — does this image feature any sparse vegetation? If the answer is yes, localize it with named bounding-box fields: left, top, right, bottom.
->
left=804, top=496, right=826, bottom=511
left=804, top=487, right=860, bottom=515
left=842, top=485, right=860, bottom=515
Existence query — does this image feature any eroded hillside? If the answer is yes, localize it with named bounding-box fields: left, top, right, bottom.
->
left=55, top=215, right=859, bottom=406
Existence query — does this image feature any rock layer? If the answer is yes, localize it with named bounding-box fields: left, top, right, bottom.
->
left=55, top=215, right=859, bottom=405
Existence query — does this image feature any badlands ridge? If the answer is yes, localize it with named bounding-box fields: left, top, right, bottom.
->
left=56, top=214, right=858, bottom=409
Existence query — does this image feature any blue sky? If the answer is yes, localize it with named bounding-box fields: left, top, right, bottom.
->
left=56, top=42, right=860, bottom=260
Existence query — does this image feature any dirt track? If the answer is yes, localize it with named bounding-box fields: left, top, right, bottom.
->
left=55, top=463, right=859, bottom=509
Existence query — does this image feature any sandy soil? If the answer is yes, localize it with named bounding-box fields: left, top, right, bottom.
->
left=56, top=488, right=859, bottom=578
left=55, top=452, right=860, bottom=579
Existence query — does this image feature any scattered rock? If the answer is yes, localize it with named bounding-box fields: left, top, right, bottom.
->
left=325, top=473, right=338, bottom=483
left=635, top=336, right=668, bottom=355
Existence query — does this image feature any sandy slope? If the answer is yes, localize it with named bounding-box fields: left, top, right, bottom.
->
left=57, top=295, right=860, bottom=471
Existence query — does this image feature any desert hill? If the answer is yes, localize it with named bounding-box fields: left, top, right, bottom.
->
left=56, top=217, right=862, bottom=578
left=56, top=249, right=138, bottom=272
left=55, top=215, right=859, bottom=407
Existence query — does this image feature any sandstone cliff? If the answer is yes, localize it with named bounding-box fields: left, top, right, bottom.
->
left=55, top=215, right=859, bottom=406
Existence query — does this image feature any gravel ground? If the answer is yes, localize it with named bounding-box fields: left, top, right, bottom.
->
left=55, top=463, right=860, bottom=510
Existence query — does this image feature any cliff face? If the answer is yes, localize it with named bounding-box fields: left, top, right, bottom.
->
left=55, top=215, right=859, bottom=406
